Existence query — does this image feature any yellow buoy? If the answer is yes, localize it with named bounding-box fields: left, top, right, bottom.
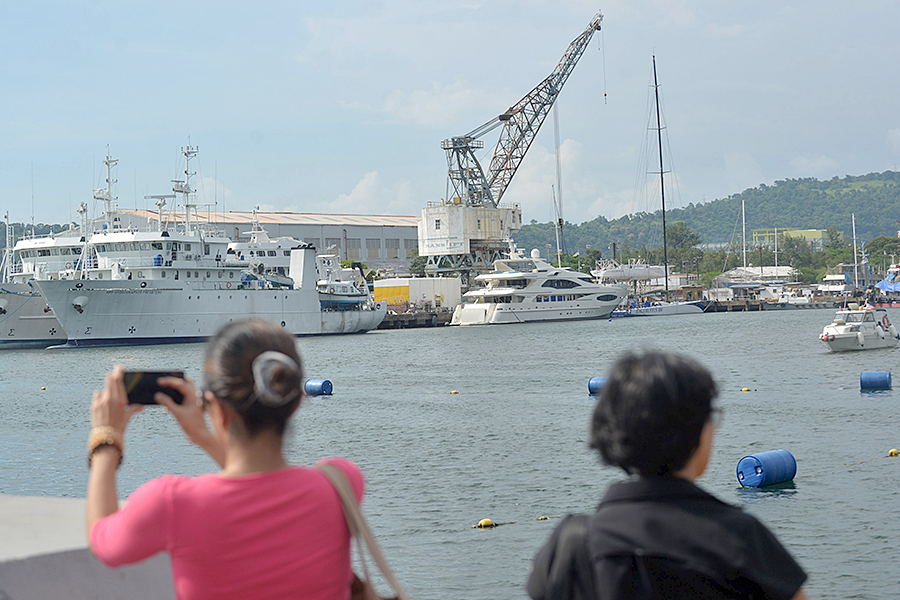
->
left=889, top=449, right=899, bottom=457
left=535, top=516, right=549, bottom=521
left=741, top=388, right=750, bottom=392
left=450, top=390, right=459, bottom=395
left=477, top=518, right=495, bottom=528
left=41, top=387, right=46, bottom=390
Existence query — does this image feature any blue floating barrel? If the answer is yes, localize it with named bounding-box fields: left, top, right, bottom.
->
left=736, top=449, right=797, bottom=488
left=860, top=371, right=892, bottom=390
left=304, top=379, right=333, bottom=396
left=588, top=377, right=607, bottom=395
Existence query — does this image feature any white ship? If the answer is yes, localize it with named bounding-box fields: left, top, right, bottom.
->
left=34, top=147, right=386, bottom=347
left=451, top=246, right=626, bottom=325
left=0, top=205, right=93, bottom=349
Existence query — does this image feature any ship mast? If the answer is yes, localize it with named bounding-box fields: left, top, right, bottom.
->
left=172, top=146, right=199, bottom=236
left=1, top=212, right=12, bottom=283
left=652, top=55, right=669, bottom=300
left=93, top=152, right=118, bottom=232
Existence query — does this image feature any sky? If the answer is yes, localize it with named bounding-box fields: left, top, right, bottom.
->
left=2, top=0, right=899, bottom=228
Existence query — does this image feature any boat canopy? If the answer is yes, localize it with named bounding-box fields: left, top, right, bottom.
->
left=875, top=273, right=900, bottom=293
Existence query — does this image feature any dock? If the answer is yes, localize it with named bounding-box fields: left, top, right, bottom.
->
left=705, top=300, right=767, bottom=312
left=377, top=310, right=454, bottom=329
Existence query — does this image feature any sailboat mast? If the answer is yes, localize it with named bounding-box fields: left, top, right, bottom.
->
left=852, top=213, right=859, bottom=288
left=652, top=55, right=669, bottom=298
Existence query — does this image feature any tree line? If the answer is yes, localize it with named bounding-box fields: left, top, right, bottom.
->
left=513, top=171, right=900, bottom=286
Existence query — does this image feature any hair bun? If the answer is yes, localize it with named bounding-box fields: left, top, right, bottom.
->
left=251, top=351, right=302, bottom=407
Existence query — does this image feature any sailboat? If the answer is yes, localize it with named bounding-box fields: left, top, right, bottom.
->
left=608, top=56, right=706, bottom=317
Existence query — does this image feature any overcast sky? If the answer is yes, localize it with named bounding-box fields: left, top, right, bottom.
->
left=3, top=1, right=899, bottom=228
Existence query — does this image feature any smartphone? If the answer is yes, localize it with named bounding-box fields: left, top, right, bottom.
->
left=123, top=371, right=185, bottom=405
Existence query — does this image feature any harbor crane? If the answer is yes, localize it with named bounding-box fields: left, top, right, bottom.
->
left=419, top=10, right=603, bottom=282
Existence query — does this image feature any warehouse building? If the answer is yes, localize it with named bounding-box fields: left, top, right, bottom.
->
left=111, top=209, right=421, bottom=272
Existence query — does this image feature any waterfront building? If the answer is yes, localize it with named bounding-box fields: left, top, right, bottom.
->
left=110, top=209, right=421, bottom=272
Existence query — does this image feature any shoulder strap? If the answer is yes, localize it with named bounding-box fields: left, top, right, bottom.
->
left=317, top=463, right=412, bottom=600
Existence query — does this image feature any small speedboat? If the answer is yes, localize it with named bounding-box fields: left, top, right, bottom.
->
left=819, top=304, right=899, bottom=351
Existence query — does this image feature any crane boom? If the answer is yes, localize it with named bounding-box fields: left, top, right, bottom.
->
left=442, top=11, right=603, bottom=208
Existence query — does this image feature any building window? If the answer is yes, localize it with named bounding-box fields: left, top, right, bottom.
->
left=304, top=238, right=320, bottom=248
left=434, top=219, right=441, bottom=231
left=347, top=238, right=361, bottom=259
left=366, top=239, right=380, bottom=259
left=404, top=239, right=418, bottom=259
left=325, top=238, right=342, bottom=253
left=386, top=238, right=400, bottom=259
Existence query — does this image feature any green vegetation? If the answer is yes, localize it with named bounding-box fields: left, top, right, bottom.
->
left=517, top=171, right=900, bottom=285
left=407, top=248, right=427, bottom=277
left=0, top=222, right=74, bottom=248
left=514, top=171, right=900, bottom=254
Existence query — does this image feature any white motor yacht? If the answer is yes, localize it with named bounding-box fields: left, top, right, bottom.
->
left=451, top=247, right=626, bottom=325
left=819, top=304, right=899, bottom=351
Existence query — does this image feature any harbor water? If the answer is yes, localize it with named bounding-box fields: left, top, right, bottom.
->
left=2, top=309, right=900, bottom=599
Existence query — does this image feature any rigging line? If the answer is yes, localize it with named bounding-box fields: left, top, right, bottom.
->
left=553, top=100, right=571, bottom=267
left=724, top=199, right=743, bottom=274
left=656, top=93, right=684, bottom=211
left=553, top=99, right=564, bottom=224
left=599, top=27, right=608, bottom=104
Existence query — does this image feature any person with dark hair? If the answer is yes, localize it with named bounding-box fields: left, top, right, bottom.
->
left=527, top=352, right=808, bottom=600
left=86, top=319, right=364, bottom=599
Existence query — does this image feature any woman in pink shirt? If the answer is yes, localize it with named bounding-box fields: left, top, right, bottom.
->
left=86, top=319, right=364, bottom=600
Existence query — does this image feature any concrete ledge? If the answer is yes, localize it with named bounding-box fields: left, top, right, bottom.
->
left=0, top=549, right=173, bottom=600
left=0, top=494, right=173, bottom=600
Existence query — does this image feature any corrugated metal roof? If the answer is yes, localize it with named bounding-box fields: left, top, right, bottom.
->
left=120, top=209, right=421, bottom=227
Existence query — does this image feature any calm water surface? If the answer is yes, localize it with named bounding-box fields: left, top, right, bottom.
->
left=2, top=309, right=900, bottom=599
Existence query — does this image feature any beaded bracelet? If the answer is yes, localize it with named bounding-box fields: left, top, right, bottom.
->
left=88, top=426, right=124, bottom=467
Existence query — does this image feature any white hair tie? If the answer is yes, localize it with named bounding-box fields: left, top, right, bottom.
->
left=251, top=351, right=301, bottom=407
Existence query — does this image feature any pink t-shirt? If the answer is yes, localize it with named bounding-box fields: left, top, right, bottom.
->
left=91, top=458, right=364, bottom=600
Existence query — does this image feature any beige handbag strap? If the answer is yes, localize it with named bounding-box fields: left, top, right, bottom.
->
left=317, top=463, right=412, bottom=600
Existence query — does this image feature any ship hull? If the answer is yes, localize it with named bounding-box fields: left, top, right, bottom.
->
left=452, top=297, right=621, bottom=325
left=35, top=279, right=386, bottom=347
left=0, top=283, right=68, bottom=349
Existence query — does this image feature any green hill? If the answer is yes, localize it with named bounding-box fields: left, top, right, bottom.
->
left=513, top=171, right=900, bottom=254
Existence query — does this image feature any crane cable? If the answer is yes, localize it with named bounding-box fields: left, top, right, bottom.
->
left=599, top=27, right=608, bottom=104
